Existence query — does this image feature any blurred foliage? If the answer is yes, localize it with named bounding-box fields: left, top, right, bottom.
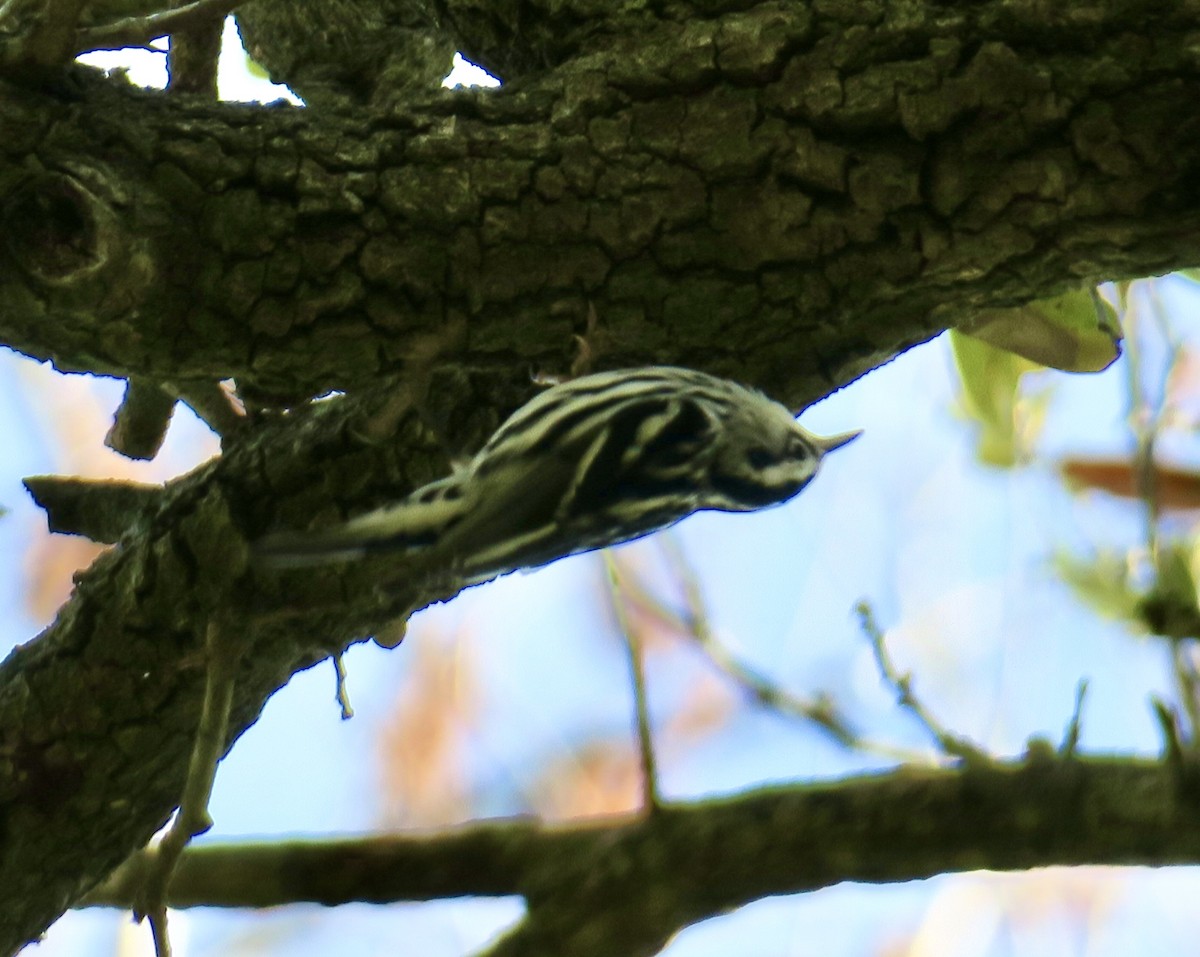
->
left=965, top=289, right=1122, bottom=374
left=1055, top=544, right=1200, bottom=640
left=952, top=288, right=1121, bottom=467
left=1060, top=458, right=1200, bottom=511
left=950, top=329, right=1051, bottom=467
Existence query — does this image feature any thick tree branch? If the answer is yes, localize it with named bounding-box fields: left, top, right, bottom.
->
left=0, top=378, right=506, bottom=955
left=82, top=758, right=1200, bottom=956
left=0, top=0, right=1197, bottom=407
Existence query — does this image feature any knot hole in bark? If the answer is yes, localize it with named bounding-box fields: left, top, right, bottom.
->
left=2, top=172, right=111, bottom=284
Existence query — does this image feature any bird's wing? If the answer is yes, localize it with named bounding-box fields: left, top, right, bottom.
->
left=559, top=393, right=719, bottom=533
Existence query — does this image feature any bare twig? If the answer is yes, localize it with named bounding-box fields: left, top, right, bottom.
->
left=171, top=380, right=246, bottom=439
left=1172, top=640, right=1200, bottom=744
left=135, top=618, right=241, bottom=957
left=652, top=539, right=934, bottom=764
left=603, top=553, right=662, bottom=812
left=333, top=653, right=354, bottom=720
left=77, top=0, right=244, bottom=53
left=1120, top=282, right=1200, bottom=743
left=1059, top=679, right=1088, bottom=757
left=1121, top=282, right=1166, bottom=561
left=855, top=602, right=992, bottom=766
left=1153, top=697, right=1186, bottom=771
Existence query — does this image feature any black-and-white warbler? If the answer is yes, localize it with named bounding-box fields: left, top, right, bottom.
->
left=255, top=367, right=860, bottom=584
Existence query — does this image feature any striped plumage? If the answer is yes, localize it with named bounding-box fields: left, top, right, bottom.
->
left=255, top=367, right=859, bottom=584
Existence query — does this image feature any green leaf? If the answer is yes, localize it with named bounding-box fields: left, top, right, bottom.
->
left=1053, top=549, right=1144, bottom=626
left=244, top=51, right=271, bottom=81
left=950, top=329, right=1043, bottom=467
left=964, top=289, right=1122, bottom=373
left=1138, top=543, right=1200, bottom=640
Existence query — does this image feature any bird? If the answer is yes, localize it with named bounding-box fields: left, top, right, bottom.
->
left=254, top=366, right=860, bottom=586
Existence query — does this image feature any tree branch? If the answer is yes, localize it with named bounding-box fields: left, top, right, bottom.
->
left=0, top=0, right=1198, bottom=407
left=0, top=380, right=487, bottom=954
left=77, top=0, right=244, bottom=53
left=81, top=758, right=1200, bottom=956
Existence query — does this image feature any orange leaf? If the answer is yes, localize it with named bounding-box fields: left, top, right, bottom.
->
left=1059, top=458, right=1200, bottom=511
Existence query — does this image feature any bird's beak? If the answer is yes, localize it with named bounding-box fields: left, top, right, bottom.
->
left=813, top=429, right=862, bottom=454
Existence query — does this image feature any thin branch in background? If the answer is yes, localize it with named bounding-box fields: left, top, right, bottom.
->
left=651, top=537, right=935, bottom=765
left=135, top=619, right=242, bottom=957
left=603, top=553, right=662, bottom=812
left=854, top=601, right=992, bottom=766
left=1146, top=284, right=1200, bottom=738
left=1120, top=281, right=1200, bottom=742
left=1121, top=281, right=1169, bottom=557
left=171, top=380, right=247, bottom=439
left=76, top=0, right=245, bottom=53
left=1172, top=641, right=1200, bottom=745
left=333, top=653, right=354, bottom=720
left=1059, top=679, right=1089, bottom=757
left=1152, top=697, right=1186, bottom=773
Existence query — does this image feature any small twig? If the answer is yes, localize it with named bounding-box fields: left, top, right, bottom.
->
left=333, top=653, right=354, bottom=720
left=1171, top=641, right=1200, bottom=747
left=603, top=553, right=661, bottom=812
left=1153, top=697, right=1186, bottom=772
left=1121, top=284, right=1166, bottom=563
left=77, top=0, right=244, bottom=53
left=135, top=619, right=241, bottom=956
left=106, top=378, right=176, bottom=461
left=170, top=380, right=246, bottom=439
left=674, top=605, right=917, bottom=760
left=855, top=602, right=992, bottom=766
left=653, top=539, right=934, bottom=764
left=1128, top=284, right=1200, bottom=745
left=696, top=629, right=854, bottom=747
left=1059, top=679, right=1089, bottom=758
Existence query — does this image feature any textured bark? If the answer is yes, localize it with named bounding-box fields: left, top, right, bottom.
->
left=235, top=0, right=457, bottom=107
left=1, top=0, right=1197, bottom=406
left=84, top=759, right=1200, bottom=956
left=0, top=0, right=1199, bottom=953
left=0, top=375, right=524, bottom=954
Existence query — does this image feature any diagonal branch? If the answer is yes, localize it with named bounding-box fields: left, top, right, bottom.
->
left=0, top=379, right=487, bottom=955
left=1, top=1, right=1199, bottom=407
left=77, top=0, right=243, bottom=52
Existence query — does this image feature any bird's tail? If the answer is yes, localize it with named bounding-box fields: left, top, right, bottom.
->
left=252, top=527, right=377, bottom=568
left=252, top=476, right=466, bottom=569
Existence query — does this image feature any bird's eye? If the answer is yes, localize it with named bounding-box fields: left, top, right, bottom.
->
left=746, top=447, right=777, bottom=470
left=788, top=436, right=815, bottom=459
